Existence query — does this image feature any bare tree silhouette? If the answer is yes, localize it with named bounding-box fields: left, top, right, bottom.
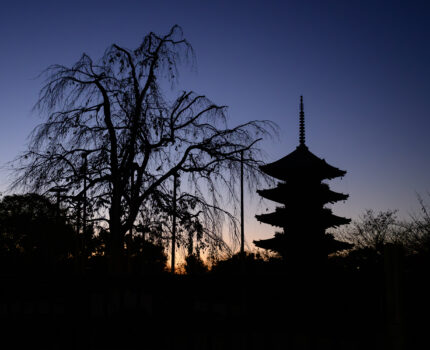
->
left=11, top=25, right=275, bottom=272
left=339, top=209, right=402, bottom=253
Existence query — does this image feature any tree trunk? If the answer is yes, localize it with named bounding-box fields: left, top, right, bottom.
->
left=109, top=192, right=124, bottom=274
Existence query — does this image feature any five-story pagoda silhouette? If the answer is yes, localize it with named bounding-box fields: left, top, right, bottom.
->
left=254, top=97, right=352, bottom=264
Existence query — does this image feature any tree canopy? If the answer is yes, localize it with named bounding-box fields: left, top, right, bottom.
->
left=12, top=25, right=275, bottom=272
left=0, top=193, right=75, bottom=272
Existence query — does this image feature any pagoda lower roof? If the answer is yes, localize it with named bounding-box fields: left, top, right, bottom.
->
left=257, top=182, right=349, bottom=205
left=260, top=144, right=346, bottom=181
left=255, top=207, right=351, bottom=229
left=253, top=232, right=353, bottom=255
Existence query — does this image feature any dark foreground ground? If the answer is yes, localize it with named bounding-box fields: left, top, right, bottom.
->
left=0, top=257, right=429, bottom=350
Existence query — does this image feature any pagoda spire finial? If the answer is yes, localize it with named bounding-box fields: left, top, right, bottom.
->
left=299, top=95, right=305, bottom=146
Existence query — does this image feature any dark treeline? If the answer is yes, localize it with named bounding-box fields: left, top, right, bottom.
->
left=0, top=193, right=168, bottom=276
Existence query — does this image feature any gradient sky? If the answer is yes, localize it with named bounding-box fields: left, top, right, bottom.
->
left=1, top=0, right=429, bottom=246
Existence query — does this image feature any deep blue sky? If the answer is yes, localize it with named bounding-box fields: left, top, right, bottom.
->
left=1, top=0, right=429, bottom=245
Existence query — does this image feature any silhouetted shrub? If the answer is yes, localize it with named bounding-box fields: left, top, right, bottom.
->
left=184, top=254, right=208, bottom=275
left=0, top=193, right=75, bottom=274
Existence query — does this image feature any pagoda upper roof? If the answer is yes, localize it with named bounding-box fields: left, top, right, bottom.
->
left=257, top=182, right=349, bottom=205
left=260, top=144, right=346, bottom=181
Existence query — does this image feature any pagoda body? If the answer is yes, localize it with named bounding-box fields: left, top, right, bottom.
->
left=254, top=97, right=352, bottom=263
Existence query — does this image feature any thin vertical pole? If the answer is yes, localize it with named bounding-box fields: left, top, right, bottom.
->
left=240, top=150, right=245, bottom=257
left=82, top=153, right=88, bottom=234
left=75, top=198, right=81, bottom=274
left=53, top=190, right=61, bottom=270
left=80, top=152, right=88, bottom=274
left=171, top=172, right=178, bottom=274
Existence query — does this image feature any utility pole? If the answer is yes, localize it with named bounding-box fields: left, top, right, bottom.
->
left=240, top=150, right=245, bottom=257
left=82, top=152, right=88, bottom=235
left=73, top=152, right=89, bottom=274
left=171, top=172, right=178, bottom=274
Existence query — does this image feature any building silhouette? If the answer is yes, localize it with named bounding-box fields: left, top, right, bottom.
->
left=254, top=96, right=352, bottom=265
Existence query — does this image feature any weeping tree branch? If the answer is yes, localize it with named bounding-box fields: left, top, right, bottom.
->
left=10, top=25, right=277, bottom=271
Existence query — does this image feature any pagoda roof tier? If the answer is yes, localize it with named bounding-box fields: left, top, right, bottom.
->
left=260, top=144, right=346, bottom=181
left=257, top=182, right=349, bottom=205
left=253, top=232, right=353, bottom=255
left=255, top=207, right=351, bottom=229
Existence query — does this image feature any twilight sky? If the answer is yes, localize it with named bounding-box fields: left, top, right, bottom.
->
left=0, top=0, right=429, bottom=246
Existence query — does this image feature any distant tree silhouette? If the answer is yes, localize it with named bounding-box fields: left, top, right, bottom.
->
left=12, top=25, right=275, bottom=272
left=404, top=194, right=430, bottom=256
left=335, top=209, right=411, bottom=273
left=339, top=209, right=403, bottom=253
left=334, top=200, right=430, bottom=273
left=0, top=193, right=75, bottom=273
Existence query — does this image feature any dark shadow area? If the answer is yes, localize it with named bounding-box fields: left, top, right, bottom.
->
left=1, top=250, right=430, bottom=349
left=0, top=190, right=428, bottom=350
left=0, top=192, right=428, bottom=349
